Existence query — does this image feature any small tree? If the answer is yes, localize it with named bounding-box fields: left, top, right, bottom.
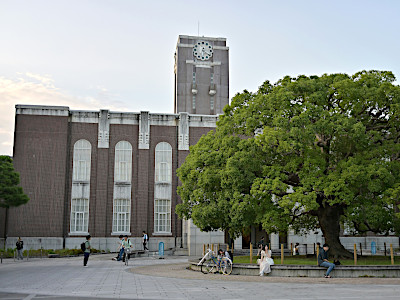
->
left=0, top=156, right=29, bottom=208
left=177, top=71, right=400, bottom=258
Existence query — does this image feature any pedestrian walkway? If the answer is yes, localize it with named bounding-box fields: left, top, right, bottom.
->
left=0, top=254, right=399, bottom=299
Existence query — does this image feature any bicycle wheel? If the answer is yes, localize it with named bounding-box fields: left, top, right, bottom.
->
left=221, top=258, right=232, bottom=275
left=124, top=250, right=129, bottom=266
left=204, top=259, right=217, bottom=273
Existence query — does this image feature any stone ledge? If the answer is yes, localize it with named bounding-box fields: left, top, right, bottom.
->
left=189, top=260, right=400, bottom=278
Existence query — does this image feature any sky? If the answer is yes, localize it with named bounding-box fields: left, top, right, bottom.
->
left=1, top=0, right=399, bottom=155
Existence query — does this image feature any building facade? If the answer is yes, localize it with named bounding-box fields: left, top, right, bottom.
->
left=1, top=35, right=229, bottom=254
left=4, top=107, right=223, bottom=252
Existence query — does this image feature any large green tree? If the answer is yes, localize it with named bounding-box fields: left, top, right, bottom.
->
left=0, top=156, right=29, bottom=208
left=177, top=70, right=400, bottom=258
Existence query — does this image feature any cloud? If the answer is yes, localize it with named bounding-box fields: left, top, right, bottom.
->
left=0, top=73, right=130, bottom=155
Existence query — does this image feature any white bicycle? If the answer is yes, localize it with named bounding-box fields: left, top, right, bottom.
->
left=198, top=249, right=232, bottom=275
left=124, top=248, right=133, bottom=266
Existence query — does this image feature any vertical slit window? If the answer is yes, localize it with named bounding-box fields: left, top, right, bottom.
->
left=70, top=139, right=91, bottom=234
left=154, top=142, right=172, bottom=233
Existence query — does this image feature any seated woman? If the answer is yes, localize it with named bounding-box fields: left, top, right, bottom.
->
left=259, top=245, right=274, bottom=276
left=217, top=249, right=230, bottom=270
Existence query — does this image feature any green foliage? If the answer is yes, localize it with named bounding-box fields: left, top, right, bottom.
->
left=0, top=156, right=29, bottom=208
left=177, top=70, right=400, bottom=252
left=0, top=247, right=104, bottom=258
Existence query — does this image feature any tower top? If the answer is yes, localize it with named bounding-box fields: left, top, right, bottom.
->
left=174, top=35, right=229, bottom=115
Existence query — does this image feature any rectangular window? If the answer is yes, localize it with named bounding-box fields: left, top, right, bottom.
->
left=70, top=198, right=89, bottom=233
left=156, top=162, right=171, bottom=183
left=115, top=161, right=129, bottom=182
left=192, top=72, right=196, bottom=84
left=75, top=160, right=88, bottom=181
left=113, top=199, right=131, bottom=233
left=210, top=96, right=214, bottom=110
left=192, top=95, right=196, bottom=110
left=154, top=199, right=171, bottom=233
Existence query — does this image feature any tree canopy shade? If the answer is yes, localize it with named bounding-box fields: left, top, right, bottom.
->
left=0, top=156, right=29, bottom=208
left=176, top=70, right=400, bottom=258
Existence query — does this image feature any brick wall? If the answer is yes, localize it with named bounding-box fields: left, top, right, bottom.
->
left=9, top=114, right=69, bottom=237
left=8, top=112, right=216, bottom=243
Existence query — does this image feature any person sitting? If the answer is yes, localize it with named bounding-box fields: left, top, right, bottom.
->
left=217, top=249, right=230, bottom=271
left=318, top=243, right=335, bottom=278
left=259, top=245, right=274, bottom=276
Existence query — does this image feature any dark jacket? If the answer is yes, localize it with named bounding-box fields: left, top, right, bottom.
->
left=16, top=240, right=23, bottom=250
left=317, top=248, right=329, bottom=265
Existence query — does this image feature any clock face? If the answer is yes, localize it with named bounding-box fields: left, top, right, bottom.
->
left=193, top=41, right=213, bottom=61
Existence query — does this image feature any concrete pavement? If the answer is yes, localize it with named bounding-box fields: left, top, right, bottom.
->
left=0, top=254, right=399, bottom=299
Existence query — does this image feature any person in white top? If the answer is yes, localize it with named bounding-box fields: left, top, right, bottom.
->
left=259, top=245, right=274, bottom=276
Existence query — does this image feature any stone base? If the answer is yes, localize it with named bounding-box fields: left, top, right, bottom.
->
left=190, top=261, right=400, bottom=278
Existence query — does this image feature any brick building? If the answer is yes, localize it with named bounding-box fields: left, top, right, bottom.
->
left=0, top=35, right=229, bottom=254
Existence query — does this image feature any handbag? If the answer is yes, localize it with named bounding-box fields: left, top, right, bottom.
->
left=256, top=258, right=261, bottom=265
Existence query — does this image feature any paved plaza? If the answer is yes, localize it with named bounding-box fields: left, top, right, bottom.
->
left=0, top=254, right=400, bottom=299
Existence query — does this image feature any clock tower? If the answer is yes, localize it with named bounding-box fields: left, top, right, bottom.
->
left=174, top=35, right=229, bottom=115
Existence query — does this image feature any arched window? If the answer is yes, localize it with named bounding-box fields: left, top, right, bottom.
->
left=70, top=139, right=91, bottom=234
left=112, top=141, right=132, bottom=234
left=155, top=142, right=172, bottom=183
left=154, top=142, right=172, bottom=233
left=114, top=141, right=132, bottom=182
left=72, top=139, right=91, bottom=181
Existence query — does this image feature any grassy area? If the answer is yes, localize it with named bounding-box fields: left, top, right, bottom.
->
left=0, top=248, right=106, bottom=258
left=233, top=255, right=400, bottom=265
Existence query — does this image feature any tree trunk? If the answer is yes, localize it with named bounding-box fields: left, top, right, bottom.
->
left=317, top=203, right=353, bottom=259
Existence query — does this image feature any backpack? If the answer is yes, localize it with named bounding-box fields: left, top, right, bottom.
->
left=80, top=242, right=86, bottom=252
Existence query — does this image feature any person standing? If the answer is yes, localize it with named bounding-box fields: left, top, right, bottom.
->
left=293, top=242, right=300, bottom=255
left=16, top=237, right=24, bottom=260
left=318, top=243, right=335, bottom=278
left=121, top=235, right=132, bottom=262
left=83, top=235, right=91, bottom=267
left=142, top=231, right=149, bottom=251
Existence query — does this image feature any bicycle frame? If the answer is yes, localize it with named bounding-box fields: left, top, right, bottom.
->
left=198, top=249, right=232, bottom=275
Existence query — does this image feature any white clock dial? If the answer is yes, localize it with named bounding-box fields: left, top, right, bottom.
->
left=193, top=41, right=213, bottom=61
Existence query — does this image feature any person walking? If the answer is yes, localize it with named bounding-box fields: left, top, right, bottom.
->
left=16, top=237, right=24, bottom=260
left=142, top=231, right=149, bottom=251
left=83, top=235, right=91, bottom=267
left=318, top=243, right=335, bottom=278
